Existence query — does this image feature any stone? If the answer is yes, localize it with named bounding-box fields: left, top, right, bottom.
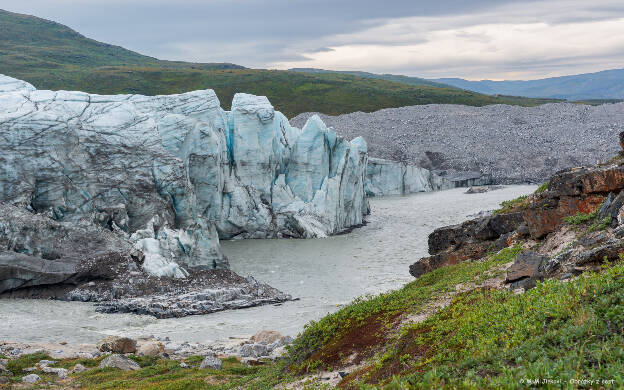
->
left=137, top=341, right=164, bottom=357
left=69, top=364, right=88, bottom=374
left=22, top=374, right=41, bottom=383
left=0, top=376, right=8, bottom=384
left=505, top=252, right=547, bottom=283
left=36, top=360, right=57, bottom=368
left=524, top=194, right=605, bottom=239
left=97, top=336, right=137, bottom=354
left=179, top=362, right=188, bottom=368
left=598, top=190, right=624, bottom=227
left=0, top=364, right=10, bottom=376
left=427, top=212, right=523, bottom=255
left=42, top=366, right=68, bottom=379
left=239, top=343, right=269, bottom=358
left=505, top=252, right=548, bottom=290
left=250, top=330, right=284, bottom=345
left=199, top=355, right=222, bottom=370
left=239, top=344, right=254, bottom=357
left=410, top=211, right=523, bottom=278
left=98, top=354, right=140, bottom=371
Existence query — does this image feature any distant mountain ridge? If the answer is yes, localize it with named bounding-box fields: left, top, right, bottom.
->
left=0, top=8, right=562, bottom=117
left=289, top=68, right=454, bottom=89
left=0, top=8, right=244, bottom=70
left=433, top=69, right=624, bottom=101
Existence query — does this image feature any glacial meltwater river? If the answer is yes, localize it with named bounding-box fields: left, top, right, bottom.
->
left=0, top=186, right=535, bottom=344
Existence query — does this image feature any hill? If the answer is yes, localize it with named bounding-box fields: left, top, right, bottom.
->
left=0, top=9, right=561, bottom=117
left=435, top=69, right=624, bottom=101
left=289, top=68, right=454, bottom=89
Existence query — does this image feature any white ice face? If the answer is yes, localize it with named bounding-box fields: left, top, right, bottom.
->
left=0, top=74, right=370, bottom=276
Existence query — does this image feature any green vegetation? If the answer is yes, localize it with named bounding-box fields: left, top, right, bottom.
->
left=493, top=195, right=529, bottom=215
left=70, top=356, right=288, bottom=390
left=350, top=262, right=624, bottom=389
left=0, top=354, right=290, bottom=389
left=590, top=216, right=612, bottom=232
left=5, top=352, right=52, bottom=376
left=564, top=210, right=598, bottom=225
left=535, top=181, right=549, bottom=194
left=286, top=246, right=523, bottom=373
left=0, top=9, right=562, bottom=118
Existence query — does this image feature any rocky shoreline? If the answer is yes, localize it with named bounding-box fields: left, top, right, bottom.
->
left=411, top=136, right=624, bottom=292
left=0, top=330, right=294, bottom=385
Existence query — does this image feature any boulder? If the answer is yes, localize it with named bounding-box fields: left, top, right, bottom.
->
left=250, top=330, right=284, bottom=345
left=505, top=252, right=548, bottom=290
left=97, top=336, right=137, bottom=354
left=69, top=364, right=88, bottom=374
left=427, top=212, right=523, bottom=255
left=598, top=190, right=624, bottom=227
left=199, top=355, right=222, bottom=370
left=98, top=354, right=140, bottom=371
left=137, top=341, right=164, bottom=357
left=42, top=366, right=68, bottom=379
left=523, top=194, right=605, bottom=238
left=0, top=364, right=11, bottom=376
left=22, top=374, right=41, bottom=383
left=548, top=164, right=624, bottom=197
left=240, top=343, right=269, bottom=358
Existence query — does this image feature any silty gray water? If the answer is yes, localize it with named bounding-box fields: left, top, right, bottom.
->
left=0, top=186, right=535, bottom=343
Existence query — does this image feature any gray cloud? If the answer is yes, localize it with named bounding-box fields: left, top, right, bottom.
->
left=1, top=0, right=623, bottom=79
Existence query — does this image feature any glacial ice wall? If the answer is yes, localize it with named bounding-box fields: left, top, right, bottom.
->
left=0, top=75, right=368, bottom=276
left=365, top=158, right=454, bottom=197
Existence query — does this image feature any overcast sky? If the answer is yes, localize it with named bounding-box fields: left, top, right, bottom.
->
left=2, top=0, right=624, bottom=80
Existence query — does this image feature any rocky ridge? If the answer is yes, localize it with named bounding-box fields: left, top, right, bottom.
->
left=292, top=103, right=624, bottom=184
left=411, top=142, right=624, bottom=290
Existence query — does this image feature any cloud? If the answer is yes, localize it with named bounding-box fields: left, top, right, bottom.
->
left=1, top=0, right=624, bottom=79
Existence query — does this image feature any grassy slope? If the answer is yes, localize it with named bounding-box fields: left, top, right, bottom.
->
left=285, top=249, right=624, bottom=389
left=0, top=9, right=561, bottom=118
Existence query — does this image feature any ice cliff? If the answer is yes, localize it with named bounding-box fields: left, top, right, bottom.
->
left=365, top=158, right=453, bottom=196
left=0, top=75, right=368, bottom=279
left=365, top=158, right=493, bottom=197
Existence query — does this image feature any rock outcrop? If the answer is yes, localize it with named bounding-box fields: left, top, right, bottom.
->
left=0, top=74, right=368, bottom=298
left=410, top=212, right=524, bottom=277
left=411, top=144, right=624, bottom=285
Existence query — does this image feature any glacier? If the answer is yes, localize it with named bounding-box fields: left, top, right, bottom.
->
left=364, top=158, right=454, bottom=196
left=0, top=74, right=368, bottom=279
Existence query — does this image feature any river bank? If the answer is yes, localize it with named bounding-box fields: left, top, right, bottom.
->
left=0, top=186, right=536, bottom=347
